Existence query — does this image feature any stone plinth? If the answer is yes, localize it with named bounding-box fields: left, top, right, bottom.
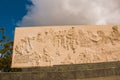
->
left=1, top=61, right=120, bottom=80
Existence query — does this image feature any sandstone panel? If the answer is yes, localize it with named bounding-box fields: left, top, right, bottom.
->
left=12, top=25, right=120, bottom=68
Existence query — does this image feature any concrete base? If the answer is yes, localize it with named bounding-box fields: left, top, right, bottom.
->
left=1, top=61, right=120, bottom=80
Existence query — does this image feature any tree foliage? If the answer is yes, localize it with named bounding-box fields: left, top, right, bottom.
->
left=0, top=27, right=21, bottom=72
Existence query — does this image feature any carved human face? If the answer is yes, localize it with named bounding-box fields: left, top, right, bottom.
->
left=97, top=31, right=104, bottom=37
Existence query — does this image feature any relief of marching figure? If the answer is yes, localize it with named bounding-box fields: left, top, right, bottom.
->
left=15, top=37, right=33, bottom=55
left=66, top=27, right=78, bottom=53
left=14, top=37, right=35, bottom=64
left=78, top=29, right=92, bottom=47
left=36, top=32, right=44, bottom=43
left=42, top=47, right=53, bottom=65
left=110, top=26, right=120, bottom=45
left=52, top=27, right=78, bottom=53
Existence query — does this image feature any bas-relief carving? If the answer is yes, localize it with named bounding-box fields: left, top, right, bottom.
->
left=12, top=26, right=120, bottom=67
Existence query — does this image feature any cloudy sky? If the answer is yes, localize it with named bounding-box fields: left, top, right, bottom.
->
left=0, top=0, right=120, bottom=39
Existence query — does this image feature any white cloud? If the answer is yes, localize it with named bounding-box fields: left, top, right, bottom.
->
left=18, top=0, right=120, bottom=26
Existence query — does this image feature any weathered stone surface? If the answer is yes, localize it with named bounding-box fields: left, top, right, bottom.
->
left=12, top=25, right=120, bottom=68
left=47, top=71, right=76, bottom=80
left=31, top=72, right=46, bottom=80
left=77, top=76, right=120, bottom=80
left=10, top=73, right=23, bottom=80
left=0, top=73, right=11, bottom=80
left=19, top=72, right=31, bottom=80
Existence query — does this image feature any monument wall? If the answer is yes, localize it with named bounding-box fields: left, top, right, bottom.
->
left=12, top=25, right=120, bottom=68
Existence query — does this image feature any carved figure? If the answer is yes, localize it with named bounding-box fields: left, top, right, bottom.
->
left=110, top=26, right=120, bottom=44
left=31, top=52, right=41, bottom=66
left=62, top=54, right=74, bottom=64
left=36, top=33, right=43, bottom=42
left=87, top=31, right=100, bottom=43
left=42, top=48, right=53, bottom=65
left=78, top=30, right=91, bottom=47
left=97, top=30, right=113, bottom=45
left=43, top=31, right=52, bottom=43
left=15, top=36, right=35, bottom=56
left=15, top=45, right=23, bottom=55
left=66, top=27, right=78, bottom=53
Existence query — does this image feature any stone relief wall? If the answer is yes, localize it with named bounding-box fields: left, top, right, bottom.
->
left=12, top=25, right=120, bottom=68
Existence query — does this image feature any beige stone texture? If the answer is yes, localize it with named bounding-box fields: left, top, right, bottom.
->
left=11, top=25, right=120, bottom=68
